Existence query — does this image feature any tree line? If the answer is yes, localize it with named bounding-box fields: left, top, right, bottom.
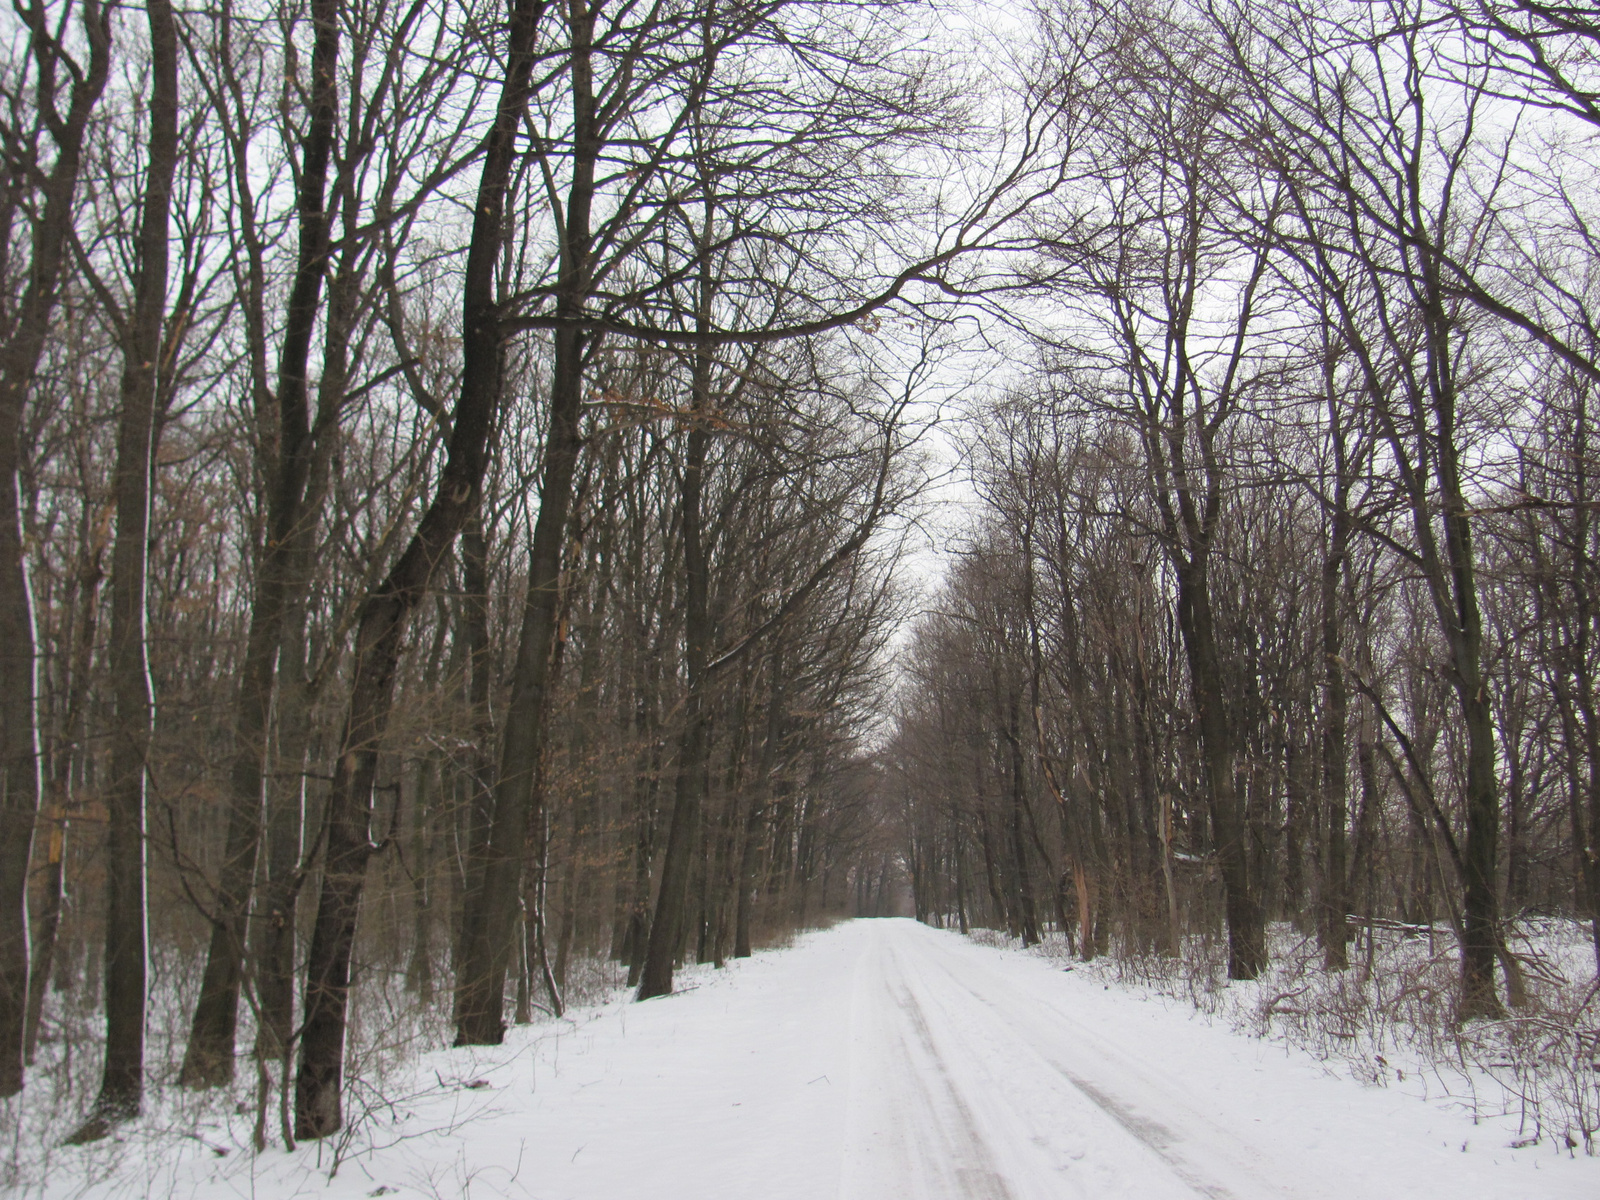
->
left=886, top=0, right=1600, bottom=1026
left=0, top=0, right=1031, bottom=1145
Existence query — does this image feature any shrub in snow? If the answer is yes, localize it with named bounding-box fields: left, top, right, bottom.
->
left=982, top=917, right=1600, bottom=1155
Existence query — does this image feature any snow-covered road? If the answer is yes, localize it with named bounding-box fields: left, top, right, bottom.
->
left=838, top=920, right=1589, bottom=1200
left=44, top=918, right=1597, bottom=1199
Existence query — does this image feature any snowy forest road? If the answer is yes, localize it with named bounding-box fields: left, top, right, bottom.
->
left=833, top=919, right=1553, bottom=1200
left=53, top=919, right=1595, bottom=1200
left=422, top=919, right=1589, bottom=1200
left=840, top=921, right=1290, bottom=1200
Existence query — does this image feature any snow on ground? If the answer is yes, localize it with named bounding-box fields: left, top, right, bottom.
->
left=25, top=918, right=1599, bottom=1199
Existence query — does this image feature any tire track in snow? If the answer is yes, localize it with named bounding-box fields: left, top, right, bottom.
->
left=841, top=930, right=1018, bottom=1200
left=926, top=964, right=1237, bottom=1198
left=852, top=924, right=1219, bottom=1200
left=885, top=945, right=1017, bottom=1200
left=905, top=930, right=1312, bottom=1200
left=883, top=930, right=1224, bottom=1199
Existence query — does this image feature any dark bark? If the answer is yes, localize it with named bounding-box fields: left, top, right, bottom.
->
left=1320, top=445, right=1352, bottom=968
left=638, top=372, right=712, bottom=999
left=1369, top=258, right=1502, bottom=1016
left=452, top=0, right=591, bottom=1046
left=293, top=0, right=544, bottom=1137
left=1534, top=428, right=1600, bottom=971
left=733, top=793, right=763, bottom=959
left=405, top=754, right=437, bottom=1003
left=1555, top=689, right=1600, bottom=973
left=0, top=0, right=111, bottom=1098
left=23, top=808, right=66, bottom=1069
left=1414, top=308, right=1501, bottom=1015
left=250, top=593, right=310, bottom=1077
left=1176, top=558, right=1265, bottom=979
left=734, top=668, right=783, bottom=959
left=1285, top=11, right=1503, bottom=1018
left=1106, top=138, right=1275, bottom=980
left=75, top=0, right=179, bottom=1132
left=552, top=545, right=608, bottom=989
left=1443, top=508, right=1502, bottom=1019
left=977, top=798, right=1007, bottom=929
left=1282, top=734, right=1306, bottom=922
left=1004, top=692, right=1040, bottom=947
left=620, top=641, right=663, bottom=986
left=180, top=0, right=343, bottom=1088
left=621, top=730, right=660, bottom=986
left=455, top=515, right=495, bottom=920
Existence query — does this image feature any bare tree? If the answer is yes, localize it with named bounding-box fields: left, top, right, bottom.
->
left=292, top=0, right=546, bottom=1139
left=180, top=0, right=488, bottom=1090
left=0, top=0, right=110, bottom=1097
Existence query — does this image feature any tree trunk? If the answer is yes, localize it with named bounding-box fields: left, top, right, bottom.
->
left=1455, top=633, right=1502, bottom=1019
left=76, top=0, right=178, bottom=1131
left=1004, top=693, right=1039, bottom=948
left=1413, top=308, right=1501, bottom=1018
left=293, top=0, right=543, bottom=1136
left=454, top=514, right=495, bottom=937
left=638, top=253, right=717, bottom=998
left=180, top=0, right=343, bottom=1087
left=622, top=743, right=659, bottom=987
left=25, top=524, right=102, bottom=1064
left=639, top=173, right=784, bottom=997
left=1320, top=491, right=1351, bottom=968
left=250, top=592, right=311, bottom=1104
left=452, top=0, right=594, bottom=1044
left=1176, top=558, right=1265, bottom=980
left=0, top=0, right=111, bottom=1098
left=405, top=754, right=436, bottom=1003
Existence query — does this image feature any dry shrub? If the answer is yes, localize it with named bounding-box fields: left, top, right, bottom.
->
left=976, top=917, right=1600, bottom=1155
left=1455, top=931, right=1600, bottom=1154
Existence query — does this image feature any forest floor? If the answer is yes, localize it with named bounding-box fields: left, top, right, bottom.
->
left=24, top=918, right=1600, bottom=1199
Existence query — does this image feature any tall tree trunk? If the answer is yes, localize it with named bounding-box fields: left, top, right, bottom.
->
left=1395, top=293, right=1501, bottom=1018
left=734, top=668, right=783, bottom=959
left=1004, top=692, right=1039, bottom=948
left=0, top=0, right=111, bottom=1098
left=1447, top=529, right=1502, bottom=1020
left=1176, top=558, right=1265, bottom=980
left=293, top=0, right=544, bottom=1136
left=180, top=0, right=343, bottom=1087
left=623, top=761, right=658, bottom=986
left=22, top=810, right=65, bottom=1069
left=553, top=553, right=608, bottom=989
left=455, top=514, right=495, bottom=931
left=638, top=429, right=710, bottom=997
left=1558, top=409, right=1600, bottom=972
left=1320, top=479, right=1351, bottom=968
left=977, top=799, right=1007, bottom=930
left=250, top=587, right=311, bottom=1131
left=733, top=795, right=763, bottom=959
left=76, top=0, right=178, bottom=1132
left=452, top=0, right=593, bottom=1044
left=405, top=753, right=436, bottom=1003
left=638, top=228, right=717, bottom=1000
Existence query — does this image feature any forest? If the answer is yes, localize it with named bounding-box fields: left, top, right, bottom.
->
left=1, top=0, right=1598, bottom=1165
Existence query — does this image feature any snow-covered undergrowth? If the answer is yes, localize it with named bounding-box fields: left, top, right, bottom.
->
left=0, top=951, right=631, bottom=1196
left=976, top=919, right=1600, bottom=1155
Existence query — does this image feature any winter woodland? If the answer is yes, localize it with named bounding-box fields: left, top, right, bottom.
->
left=1, top=0, right=1599, bottom=1191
